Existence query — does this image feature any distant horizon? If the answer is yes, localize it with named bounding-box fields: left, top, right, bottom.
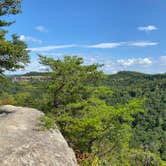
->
left=5, top=70, right=166, bottom=76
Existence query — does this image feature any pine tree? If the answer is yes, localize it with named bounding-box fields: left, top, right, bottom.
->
left=0, top=0, right=29, bottom=76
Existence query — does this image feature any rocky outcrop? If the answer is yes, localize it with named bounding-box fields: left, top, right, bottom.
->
left=0, top=105, right=77, bottom=166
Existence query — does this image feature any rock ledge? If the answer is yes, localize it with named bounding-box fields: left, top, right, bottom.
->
left=0, top=105, right=77, bottom=166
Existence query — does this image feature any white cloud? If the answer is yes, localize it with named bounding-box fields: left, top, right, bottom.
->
left=5, top=52, right=165, bottom=75
left=160, top=56, right=166, bottom=61
left=87, top=41, right=158, bottom=48
left=87, top=42, right=123, bottom=48
left=138, top=25, right=157, bottom=32
left=29, top=45, right=76, bottom=52
left=117, top=58, right=152, bottom=67
left=27, top=40, right=158, bottom=52
left=35, top=26, right=47, bottom=32
left=23, top=61, right=50, bottom=73
left=159, top=56, right=166, bottom=65
left=39, top=66, right=50, bottom=72
left=129, top=41, right=158, bottom=47
left=20, top=35, right=42, bottom=44
left=38, top=52, right=65, bottom=57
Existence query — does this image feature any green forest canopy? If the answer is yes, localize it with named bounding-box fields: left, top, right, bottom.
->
left=1, top=59, right=166, bottom=165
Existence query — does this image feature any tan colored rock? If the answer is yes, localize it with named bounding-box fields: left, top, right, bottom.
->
left=0, top=105, right=77, bottom=166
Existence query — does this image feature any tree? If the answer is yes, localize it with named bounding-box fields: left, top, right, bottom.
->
left=0, top=0, right=22, bottom=26
left=39, top=55, right=104, bottom=109
left=0, top=0, right=29, bottom=76
left=40, top=55, right=146, bottom=165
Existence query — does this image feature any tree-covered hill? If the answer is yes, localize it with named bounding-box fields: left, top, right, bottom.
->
left=103, top=71, right=166, bottom=161
left=107, top=71, right=166, bottom=82
left=1, top=66, right=166, bottom=165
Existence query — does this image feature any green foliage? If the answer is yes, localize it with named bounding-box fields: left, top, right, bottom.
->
left=40, top=115, right=55, bottom=130
left=1, top=63, right=165, bottom=165
left=0, top=0, right=22, bottom=26
left=38, top=56, right=146, bottom=164
left=129, top=149, right=164, bottom=166
left=57, top=98, right=142, bottom=152
left=104, top=71, right=166, bottom=162
left=39, top=55, right=104, bottom=109
left=0, top=0, right=29, bottom=76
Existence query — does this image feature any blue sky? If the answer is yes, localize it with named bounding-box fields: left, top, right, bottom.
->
left=6, top=0, right=166, bottom=74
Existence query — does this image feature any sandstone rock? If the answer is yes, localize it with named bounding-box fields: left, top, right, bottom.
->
left=0, top=105, right=77, bottom=166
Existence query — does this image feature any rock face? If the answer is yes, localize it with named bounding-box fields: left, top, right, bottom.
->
left=0, top=105, right=77, bottom=166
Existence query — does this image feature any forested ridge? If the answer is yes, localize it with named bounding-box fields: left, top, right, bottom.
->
left=1, top=70, right=166, bottom=165
left=104, top=71, right=166, bottom=161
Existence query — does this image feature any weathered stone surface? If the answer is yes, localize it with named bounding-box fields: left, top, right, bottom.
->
left=0, top=105, right=77, bottom=166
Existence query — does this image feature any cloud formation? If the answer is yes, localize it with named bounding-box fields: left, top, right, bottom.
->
left=35, top=26, right=47, bottom=32
left=28, top=40, right=158, bottom=52
left=117, top=58, right=152, bottom=67
left=138, top=25, right=157, bottom=32
left=20, top=35, right=42, bottom=44
left=159, top=56, right=166, bottom=65
left=39, top=66, right=50, bottom=72
left=129, top=41, right=158, bottom=47
left=29, top=45, right=76, bottom=52
left=87, top=41, right=158, bottom=48
left=6, top=53, right=166, bottom=75
left=88, top=42, right=123, bottom=48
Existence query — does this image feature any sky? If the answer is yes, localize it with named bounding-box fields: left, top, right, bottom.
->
left=5, top=0, right=166, bottom=74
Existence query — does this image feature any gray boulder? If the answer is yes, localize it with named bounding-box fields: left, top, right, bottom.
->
left=0, top=105, right=77, bottom=166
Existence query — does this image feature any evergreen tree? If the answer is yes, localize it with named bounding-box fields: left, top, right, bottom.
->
left=0, top=0, right=29, bottom=76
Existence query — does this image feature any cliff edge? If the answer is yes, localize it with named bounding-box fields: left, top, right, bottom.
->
left=0, top=105, right=77, bottom=166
